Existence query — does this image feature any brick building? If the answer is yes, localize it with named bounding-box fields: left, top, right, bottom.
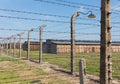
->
left=44, top=39, right=120, bottom=54
left=22, top=41, right=40, bottom=51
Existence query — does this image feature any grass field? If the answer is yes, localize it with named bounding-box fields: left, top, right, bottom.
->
left=30, top=52, right=120, bottom=80
left=2, top=49, right=120, bottom=80
left=0, top=56, right=70, bottom=84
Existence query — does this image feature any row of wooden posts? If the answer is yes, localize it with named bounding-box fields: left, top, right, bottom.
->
left=0, top=44, right=88, bottom=84
left=0, top=0, right=113, bottom=83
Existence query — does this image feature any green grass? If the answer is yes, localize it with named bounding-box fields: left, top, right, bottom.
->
left=2, top=50, right=120, bottom=80
left=30, top=51, right=39, bottom=60
left=0, top=56, right=30, bottom=84
left=34, top=68, right=48, bottom=75
left=43, top=53, right=100, bottom=75
left=112, top=53, right=120, bottom=79
left=0, top=71, right=20, bottom=83
left=42, top=52, right=119, bottom=80
left=0, top=56, right=70, bottom=84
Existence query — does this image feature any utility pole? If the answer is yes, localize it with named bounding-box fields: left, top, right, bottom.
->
left=71, top=11, right=96, bottom=75
left=27, top=31, right=30, bottom=60
left=39, top=24, right=46, bottom=64
left=2, top=40, right=4, bottom=52
left=4, top=40, right=6, bottom=54
left=0, top=42, right=1, bottom=56
left=2, top=40, right=4, bottom=53
left=27, top=28, right=34, bottom=60
left=13, top=35, right=17, bottom=57
left=11, top=35, right=14, bottom=55
left=79, top=58, right=87, bottom=84
left=6, top=38, right=9, bottom=55
left=17, top=32, right=24, bottom=58
left=0, top=41, right=2, bottom=55
left=71, top=12, right=79, bottom=75
left=9, top=36, right=12, bottom=55
left=1, top=40, right=3, bottom=54
left=100, top=0, right=112, bottom=84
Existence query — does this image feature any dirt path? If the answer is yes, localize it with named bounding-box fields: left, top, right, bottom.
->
left=21, top=60, right=80, bottom=84
left=18, top=58, right=120, bottom=84
left=24, top=60, right=120, bottom=84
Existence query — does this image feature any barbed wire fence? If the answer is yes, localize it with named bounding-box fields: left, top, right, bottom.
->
left=0, top=0, right=120, bottom=83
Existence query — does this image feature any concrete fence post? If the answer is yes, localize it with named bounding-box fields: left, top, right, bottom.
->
left=79, top=58, right=87, bottom=84
left=0, top=42, right=1, bottom=56
left=13, top=35, right=16, bottom=57
left=17, top=32, right=24, bottom=58
left=6, top=38, right=8, bottom=55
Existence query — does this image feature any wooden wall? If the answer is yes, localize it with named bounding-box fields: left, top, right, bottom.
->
left=56, top=44, right=100, bottom=54
left=56, top=44, right=120, bottom=54
left=22, top=41, right=120, bottom=54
